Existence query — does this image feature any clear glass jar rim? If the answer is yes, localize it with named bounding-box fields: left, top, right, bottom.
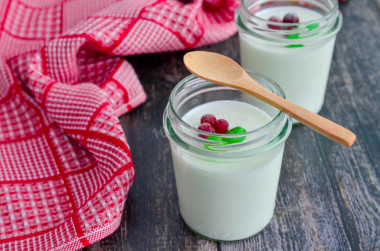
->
left=240, top=0, right=339, bottom=27
left=236, top=0, right=343, bottom=45
left=168, top=70, right=287, bottom=139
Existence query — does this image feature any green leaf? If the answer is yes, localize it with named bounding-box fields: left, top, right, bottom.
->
left=206, top=135, right=224, bottom=142
left=226, top=126, right=246, bottom=134
left=223, top=126, right=247, bottom=144
left=306, top=23, right=319, bottom=31
left=285, top=44, right=304, bottom=48
left=285, top=23, right=318, bottom=47
left=203, top=126, right=247, bottom=150
left=286, top=34, right=301, bottom=40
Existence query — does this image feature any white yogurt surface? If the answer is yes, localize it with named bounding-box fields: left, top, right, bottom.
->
left=171, top=100, right=286, bottom=240
left=183, top=100, right=271, bottom=132
left=240, top=6, right=336, bottom=114
left=255, top=6, right=322, bottom=21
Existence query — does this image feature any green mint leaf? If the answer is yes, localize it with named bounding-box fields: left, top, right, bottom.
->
left=306, top=23, right=319, bottom=31
left=223, top=126, right=247, bottom=144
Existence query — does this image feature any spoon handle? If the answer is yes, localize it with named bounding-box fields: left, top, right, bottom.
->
left=241, top=76, right=356, bottom=146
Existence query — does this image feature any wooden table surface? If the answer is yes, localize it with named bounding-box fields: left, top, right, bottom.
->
left=84, top=0, right=380, bottom=250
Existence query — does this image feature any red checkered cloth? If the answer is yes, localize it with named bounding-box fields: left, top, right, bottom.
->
left=0, top=0, right=239, bottom=250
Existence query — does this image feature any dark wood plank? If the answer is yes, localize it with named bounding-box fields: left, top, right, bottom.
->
left=85, top=0, right=380, bottom=249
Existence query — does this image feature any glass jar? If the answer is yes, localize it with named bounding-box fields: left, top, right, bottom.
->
left=163, top=71, right=292, bottom=241
left=235, top=0, right=342, bottom=115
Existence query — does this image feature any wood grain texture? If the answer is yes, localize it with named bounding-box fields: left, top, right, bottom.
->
left=84, top=0, right=379, bottom=250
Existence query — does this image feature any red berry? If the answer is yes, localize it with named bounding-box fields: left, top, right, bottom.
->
left=200, top=114, right=216, bottom=125
left=198, top=123, right=215, bottom=138
left=283, top=13, right=299, bottom=23
left=214, top=119, right=229, bottom=134
left=268, top=16, right=282, bottom=30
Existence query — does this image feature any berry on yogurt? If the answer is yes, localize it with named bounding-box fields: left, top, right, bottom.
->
left=268, top=16, right=282, bottom=30
left=283, top=13, right=299, bottom=23
left=267, top=13, right=300, bottom=30
left=200, top=114, right=216, bottom=125
left=198, top=122, right=215, bottom=138
left=214, top=119, right=229, bottom=134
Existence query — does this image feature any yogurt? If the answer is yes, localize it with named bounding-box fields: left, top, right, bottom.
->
left=236, top=0, right=342, bottom=114
left=171, top=101, right=285, bottom=240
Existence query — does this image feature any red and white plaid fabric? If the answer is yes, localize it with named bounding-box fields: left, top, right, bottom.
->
left=0, top=0, right=239, bottom=250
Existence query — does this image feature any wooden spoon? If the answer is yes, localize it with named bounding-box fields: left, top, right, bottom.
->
left=183, top=51, right=356, bottom=146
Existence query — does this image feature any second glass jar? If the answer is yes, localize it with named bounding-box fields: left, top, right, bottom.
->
left=235, top=0, right=342, bottom=115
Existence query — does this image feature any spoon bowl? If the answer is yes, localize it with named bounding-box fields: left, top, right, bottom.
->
left=184, top=51, right=356, bottom=147
left=184, top=51, right=246, bottom=81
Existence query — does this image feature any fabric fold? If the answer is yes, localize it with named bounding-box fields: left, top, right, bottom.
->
left=0, top=0, right=239, bottom=250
